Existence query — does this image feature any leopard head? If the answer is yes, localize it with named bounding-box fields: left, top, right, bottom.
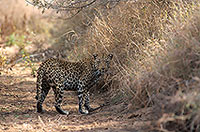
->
left=91, top=54, right=113, bottom=74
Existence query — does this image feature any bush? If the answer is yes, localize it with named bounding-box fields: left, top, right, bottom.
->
left=85, top=1, right=200, bottom=130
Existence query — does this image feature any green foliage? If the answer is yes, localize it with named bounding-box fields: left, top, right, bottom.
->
left=6, top=33, right=31, bottom=48
left=0, top=1, right=51, bottom=77
left=4, top=32, right=36, bottom=76
left=21, top=50, right=37, bottom=77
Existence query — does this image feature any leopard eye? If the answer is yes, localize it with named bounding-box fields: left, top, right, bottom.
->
left=93, top=54, right=98, bottom=60
left=107, top=54, right=113, bottom=60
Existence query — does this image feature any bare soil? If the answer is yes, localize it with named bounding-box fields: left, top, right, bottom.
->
left=0, top=63, right=153, bottom=132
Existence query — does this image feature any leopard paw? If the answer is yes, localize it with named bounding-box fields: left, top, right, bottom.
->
left=79, top=109, right=89, bottom=115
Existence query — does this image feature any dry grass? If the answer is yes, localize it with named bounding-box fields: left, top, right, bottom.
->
left=0, top=0, right=49, bottom=38
left=0, top=0, right=53, bottom=73
left=82, top=0, right=200, bottom=131
left=1, top=0, right=200, bottom=131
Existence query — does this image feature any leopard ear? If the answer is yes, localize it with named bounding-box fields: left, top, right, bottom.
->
left=93, top=54, right=98, bottom=59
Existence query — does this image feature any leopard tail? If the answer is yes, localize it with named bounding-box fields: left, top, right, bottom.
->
left=35, top=66, right=45, bottom=100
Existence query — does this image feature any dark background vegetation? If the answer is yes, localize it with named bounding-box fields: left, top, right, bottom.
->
left=1, top=0, right=200, bottom=131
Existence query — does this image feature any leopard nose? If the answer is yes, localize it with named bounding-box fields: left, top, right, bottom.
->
left=101, top=68, right=105, bottom=72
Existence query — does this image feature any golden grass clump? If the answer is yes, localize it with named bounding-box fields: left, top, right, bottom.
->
left=86, top=0, right=200, bottom=102
left=85, top=0, right=200, bottom=130
left=0, top=0, right=51, bottom=44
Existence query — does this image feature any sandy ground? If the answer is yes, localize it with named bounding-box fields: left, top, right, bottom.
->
left=0, top=1, right=151, bottom=131
left=0, top=63, right=153, bottom=132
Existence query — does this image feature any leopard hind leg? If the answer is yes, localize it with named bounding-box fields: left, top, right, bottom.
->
left=36, top=78, right=51, bottom=113
left=52, top=85, right=69, bottom=115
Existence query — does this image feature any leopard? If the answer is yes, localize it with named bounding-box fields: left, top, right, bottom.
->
left=35, top=54, right=113, bottom=115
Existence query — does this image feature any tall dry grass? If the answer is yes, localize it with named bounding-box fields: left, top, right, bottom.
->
left=84, top=0, right=200, bottom=131
left=0, top=0, right=53, bottom=74
left=0, top=0, right=48, bottom=39
left=86, top=0, right=199, bottom=103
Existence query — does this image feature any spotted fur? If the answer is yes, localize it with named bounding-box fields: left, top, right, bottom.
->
left=36, top=54, right=113, bottom=115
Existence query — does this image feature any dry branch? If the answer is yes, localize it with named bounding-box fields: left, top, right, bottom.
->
left=25, top=0, right=123, bottom=18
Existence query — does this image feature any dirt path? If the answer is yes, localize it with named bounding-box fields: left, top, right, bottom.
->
left=0, top=63, right=152, bottom=132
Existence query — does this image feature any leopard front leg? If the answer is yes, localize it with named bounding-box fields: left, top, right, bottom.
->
left=84, top=91, right=95, bottom=112
left=52, top=85, right=69, bottom=115
left=77, top=84, right=89, bottom=114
